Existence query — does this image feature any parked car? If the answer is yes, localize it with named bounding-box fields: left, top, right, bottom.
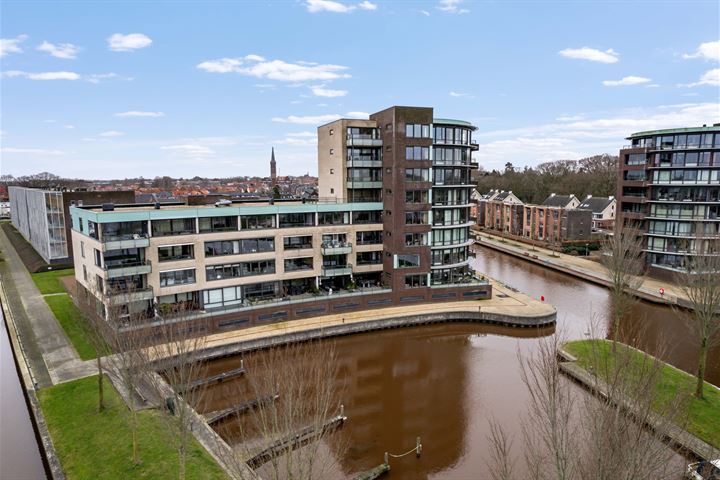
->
left=686, top=459, right=720, bottom=480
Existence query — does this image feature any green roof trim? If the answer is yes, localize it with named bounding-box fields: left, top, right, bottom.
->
left=628, top=125, right=720, bottom=139
left=433, top=118, right=476, bottom=129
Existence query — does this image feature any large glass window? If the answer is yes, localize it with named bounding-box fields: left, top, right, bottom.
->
left=406, top=190, right=429, bottom=204
left=396, top=254, right=420, bottom=268
left=284, top=257, right=313, bottom=271
left=352, top=210, right=382, bottom=224
left=405, top=232, right=427, bottom=246
left=205, top=260, right=275, bottom=281
left=152, top=218, right=195, bottom=237
left=405, top=124, right=431, bottom=138
left=158, top=244, right=194, bottom=262
left=405, top=211, right=428, bottom=225
left=405, top=274, right=427, bottom=288
left=356, top=251, right=382, bottom=265
left=279, top=213, right=314, bottom=228
left=405, top=168, right=429, bottom=182
left=205, top=238, right=274, bottom=256
left=356, top=230, right=382, bottom=245
left=284, top=236, right=313, bottom=249
left=104, top=248, right=144, bottom=268
left=102, top=221, right=148, bottom=241
left=405, top=146, right=430, bottom=160
left=240, top=214, right=276, bottom=230
left=434, top=147, right=470, bottom=165
left=626, top=154, right=646, bottom=165
left=159, top=268, right=196, bottom=287
left=199, top=216, right=237, bottom=233
left=318, top=212, right=349, bottom=225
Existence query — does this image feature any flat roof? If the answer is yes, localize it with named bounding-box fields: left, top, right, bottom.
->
left=627, top=125, right=720, bottom=139
left=433, top=118, right=477, bottom=130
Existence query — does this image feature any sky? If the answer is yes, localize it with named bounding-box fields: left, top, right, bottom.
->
left=1, top=0, right=719, bottom=179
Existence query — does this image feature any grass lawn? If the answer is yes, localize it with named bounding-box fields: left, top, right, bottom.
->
left=565, top=339, right=720, bottom=449
left=44, top=294, right=97, bottom=361
left=31, top=268, right=75, bottom=294
left=38, top=375, right=227, bottom=480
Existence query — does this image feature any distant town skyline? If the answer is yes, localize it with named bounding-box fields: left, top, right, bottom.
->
left=1, top=0, right=719, bottom=179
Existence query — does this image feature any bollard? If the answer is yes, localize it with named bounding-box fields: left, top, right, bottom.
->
left=384, top=452, right=389, bottom=466
left=416, top=437, right=422, bottom=457
left=241, top=358, right=244, bottom=370
left=340, top=404, right=345, bottom=418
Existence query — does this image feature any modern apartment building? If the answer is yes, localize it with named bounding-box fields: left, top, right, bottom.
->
left=69, top=106, right=491, bottom=334
left=617, top=125, right=720, bottom=276
left=9, top=186, right=135, bottom=265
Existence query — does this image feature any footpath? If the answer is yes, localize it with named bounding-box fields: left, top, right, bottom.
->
left=475, top=232, right=688, bottom=307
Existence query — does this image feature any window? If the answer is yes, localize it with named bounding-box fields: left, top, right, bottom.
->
left=396, top=254, right=420, bottom=268
left=356, top=251, right=382, bottom=265
left=356, top=231, right=382, bottom=245
left=405, top=232, right=427, bottom=246
left=284, top=236, right=312, bottom=250
left=96, top=274, right=104, bottom=294
left=404, top=168, right=429, bottom=182
left=80, top=241, right=85, bottom=258
left=329, top=129, right=334, bottom=135
left=82, top=265, right=87, bottom=282
left=203, top=286, right=243, bottom=309
left=330, top=148, right=334, bottom=155
left=199, top=216, right=237, bottom=233
left=158, top=244, right=194, bottom=261
left=159, top=268, right=196, bottom=287
left=94, top=248, right=102, bottom=267
left=241, top=214, right=276, bottom=230
left=152, top=218, right=195, bottom=236
left=279, top=213, right=314, bottom=228
left=205, top=238, right=274, bottom=256
left=405, top=124, right=431, bottom=138
left=405, top=211, right=428, bottom=225
left=330, top=168, right=335, bottom=174
left=405, top=190, right=429, bottom=204
left=205, top=260, right=275, bottom=280
left=405, top=274, right=428, bottom=288
left=405, top=146, right=430, bottom=160
left=318, top=212, right=349, bottom=225
left=626, top=154, right=646, bottom=165
left=284, top=257, right=313, bottom=271
left=352, top=210, right=382, bottom=224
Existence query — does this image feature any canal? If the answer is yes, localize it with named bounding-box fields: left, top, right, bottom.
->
left=200, top=245, right=715, bottom=479
left=0, top=306, right=47, bottom=480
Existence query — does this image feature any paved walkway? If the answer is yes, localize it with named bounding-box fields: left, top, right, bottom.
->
left=148, top=279, right=556, bottom=362
left=475, top=232, right=687, bottom=306
left=0, top=227, right=95, bottom=387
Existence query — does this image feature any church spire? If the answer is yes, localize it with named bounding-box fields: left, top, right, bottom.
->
left=270, top=147, right=277, bottom=187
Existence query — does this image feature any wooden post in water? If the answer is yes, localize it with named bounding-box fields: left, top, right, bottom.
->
left=416, top=437, right=422, bottom=457
left=384, top=452, right=389, bottom=467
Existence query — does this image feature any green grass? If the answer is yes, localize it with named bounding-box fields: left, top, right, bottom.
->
left=31, top=268, right=75, bottom=294
left=45, top=294, right=97, bottom=360
left=38, top=375, right=227, bottom=480
left=565, top=339, right=720, bottom=448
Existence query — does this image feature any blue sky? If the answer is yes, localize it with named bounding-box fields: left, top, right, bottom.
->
left=1, top=0, right=719, bottom=179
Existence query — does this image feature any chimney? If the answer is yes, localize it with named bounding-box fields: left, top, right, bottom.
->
left=608, top=195, right=614, bottom=200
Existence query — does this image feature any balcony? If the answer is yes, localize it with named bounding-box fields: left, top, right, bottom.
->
left=347, top=157, right=382, bottom=168
left=321, top=265, right=352, bottom=277
left=346, top=135, right=382, bottom=147
left=347, top=180, right=382, bottom=189
left=103, top=234, right=150, bottom=250
left=104, top=260, right=152, bottom=279
left=107, top=287, right=154, bottom=305
left=321, top=241, right=352, bottom=255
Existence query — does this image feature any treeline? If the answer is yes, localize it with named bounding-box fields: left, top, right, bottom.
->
left=476, top=154, right=618, bottom=204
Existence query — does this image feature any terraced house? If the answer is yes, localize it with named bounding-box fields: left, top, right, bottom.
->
left=69, top=106, right=491, bottom=334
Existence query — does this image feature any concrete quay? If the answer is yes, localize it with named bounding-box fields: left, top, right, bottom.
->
left=152, top=278, right=557, bottom=363
left=474, top=232, right=690, bottom=308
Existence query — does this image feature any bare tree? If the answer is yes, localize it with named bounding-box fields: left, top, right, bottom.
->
left=102, top=285, right=153, bottom=466
left=218, top=341, right=348, bottom=480
left=600, top=224, right=644, bottom=349
left=486, top=332, right=687, bottom=480
left=677, top=235, right=720, bottom=399
left=148, top=310, right=210, bottom=480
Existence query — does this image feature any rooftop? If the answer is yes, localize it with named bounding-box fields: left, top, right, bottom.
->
left=627, top=124, right=720, bottom=139
left=578, top=196, right=615, bottom=212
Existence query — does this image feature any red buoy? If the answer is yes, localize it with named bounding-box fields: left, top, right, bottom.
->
left=541, top=295, right=545, bottom=302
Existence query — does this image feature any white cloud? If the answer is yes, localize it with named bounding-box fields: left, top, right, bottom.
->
left=420, top=10, right=430, bottom=16
left=64, top=125, right=75, bottom=129
left=37, top=41, right=80, bottom=59
left=437, top=0, right=469, bottom=14
left=311, top=85, right=348, bottom=97
left=272, top=114, right=342, bottom=125
left=646, top=84, right=660, bottom=88
left=475, top=102, right=720, bottom=169
left=358, top=1, right=377, bottom=10
left=680, top=68, right=720, bottom=88
left=2, top=70, right=80, bottom=80
left=107, top=33, right=152, bottom=52
left=0, top=35, right=28, bottom=57
left=558, top=47, right=619, bottom=63
left=160, top=144, right=215, bottom=157
left=346, top=111, right=369, bottom=118
left=86, top=73, right=123, bottom=84
left=198, top=55, right=351, bottom=82
left=556, top=115, right=584, bottom=122
left=98, top=130, right=125, bottom=137
left=682, top=40, right=720, bottom=62
left=306, top=0, right=355, bottom=13
left=602, top=76, right=652, bottom=86
left=114, top=111, right=165, bottom=117
left=450, top=91, right=470, bottom=97
left=1, top=147, right=65, bottom=155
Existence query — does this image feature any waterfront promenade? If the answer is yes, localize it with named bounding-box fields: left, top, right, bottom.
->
left=475, top=232, right=688, bottom=307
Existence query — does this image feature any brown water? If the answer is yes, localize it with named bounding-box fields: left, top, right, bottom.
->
left=199, top=245, right=716, bottom=478
left=0, top=308, right=47, bottom=480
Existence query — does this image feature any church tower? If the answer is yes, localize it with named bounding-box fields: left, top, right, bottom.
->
left=270, top=147, right=277, bottom=186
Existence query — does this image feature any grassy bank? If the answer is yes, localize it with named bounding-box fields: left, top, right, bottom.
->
left=38, top=375, right=227, bottom=480
left=44, top=294, right=97, bottom=360
left=564, top=339, right=720, bottom=448
left=31, top=268, right=74, bottom=294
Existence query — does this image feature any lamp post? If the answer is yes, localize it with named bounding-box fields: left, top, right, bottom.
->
left=585, top=243, right=589, bottom=256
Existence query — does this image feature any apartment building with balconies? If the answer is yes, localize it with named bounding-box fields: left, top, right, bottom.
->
left=70, top=106, right=491, bottom=335
left=617, top=124, right=720, bottom=277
